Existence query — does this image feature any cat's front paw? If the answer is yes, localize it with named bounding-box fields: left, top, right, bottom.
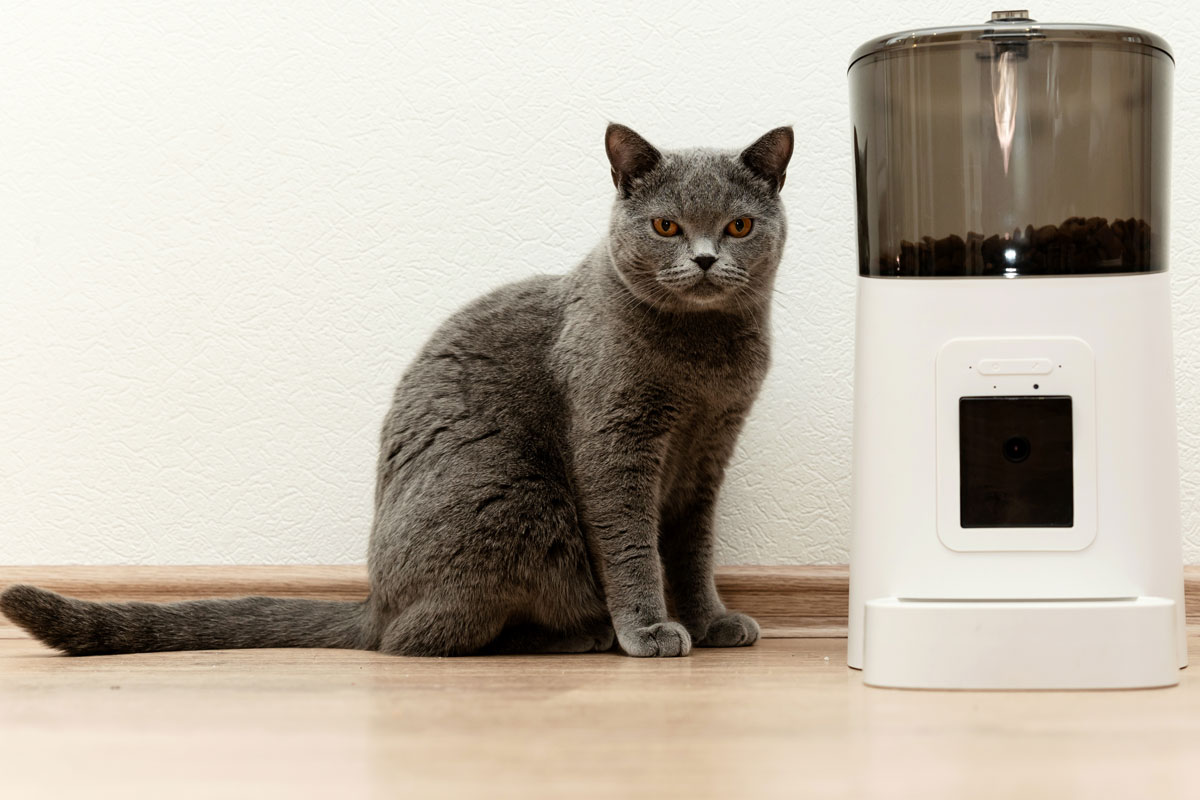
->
left=617, top=621, right=692, bottom=657
left=697, top=611, right=760, bottom=648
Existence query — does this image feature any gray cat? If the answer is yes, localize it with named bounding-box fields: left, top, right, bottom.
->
left=1, top=123, right=793, bottom=658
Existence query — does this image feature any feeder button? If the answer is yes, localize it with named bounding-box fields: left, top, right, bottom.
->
left=978, top=358, right=1053, bottom=375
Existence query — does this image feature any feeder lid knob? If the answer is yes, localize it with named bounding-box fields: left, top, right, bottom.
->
left=991, top=9, right=1035, bottom=23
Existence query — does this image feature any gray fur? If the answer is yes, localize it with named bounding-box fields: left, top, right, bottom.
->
left=0, top=123, right=793, bottom=658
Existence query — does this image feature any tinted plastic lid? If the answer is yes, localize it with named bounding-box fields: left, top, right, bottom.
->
left=850, top=10, right=1173, bottom=69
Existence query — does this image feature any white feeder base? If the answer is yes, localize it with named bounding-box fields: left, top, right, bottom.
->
left=860, top=597, right=1180, bottom=690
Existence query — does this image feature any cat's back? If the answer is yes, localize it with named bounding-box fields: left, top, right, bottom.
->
left=369, top=274, right=591, bottom=613
left=377, top=275, right=570, bottom=485
left=406, top=273, right=566, bottom=391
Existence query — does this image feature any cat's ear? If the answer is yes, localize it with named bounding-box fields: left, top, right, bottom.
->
left=605, top=123, right=662, bottom=196
left=740, top=126, right=794, bottom=192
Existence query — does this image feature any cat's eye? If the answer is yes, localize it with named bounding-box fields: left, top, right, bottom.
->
left=726, top=218, right=753, bottom=238
left=652, top=218, right=680, bottom=237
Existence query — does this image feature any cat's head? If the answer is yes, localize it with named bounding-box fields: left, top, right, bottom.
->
left=604, top=124, right=792, bottom=314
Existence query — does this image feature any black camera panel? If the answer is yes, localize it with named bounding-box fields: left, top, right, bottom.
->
left=959, top=396, right=1074, bottom=528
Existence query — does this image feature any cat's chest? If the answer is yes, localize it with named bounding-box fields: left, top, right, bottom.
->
left=642, top=321, right=770, bottom=394
left=654, top=397, right=747, bottom=499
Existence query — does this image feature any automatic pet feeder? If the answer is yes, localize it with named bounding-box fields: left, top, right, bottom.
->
left=847, top=11, right=1185, bottom=689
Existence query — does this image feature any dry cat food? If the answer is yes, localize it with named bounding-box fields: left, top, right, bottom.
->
left=870, top=217, right=1156, bottom=277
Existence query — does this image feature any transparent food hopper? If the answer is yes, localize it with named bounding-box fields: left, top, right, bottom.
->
left=849, top=10, right=1173, bottom=278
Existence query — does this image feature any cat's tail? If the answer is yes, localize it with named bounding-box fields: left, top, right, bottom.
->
left=0, top=584, right=372, bottom=656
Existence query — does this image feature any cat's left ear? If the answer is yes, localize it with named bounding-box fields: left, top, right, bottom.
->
left=606, top=123, right=662, bottom=196
left=740, top=126, right=794, bottom=192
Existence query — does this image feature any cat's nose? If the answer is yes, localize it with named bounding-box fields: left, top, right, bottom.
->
left=692, top=255, right=717, bottom=271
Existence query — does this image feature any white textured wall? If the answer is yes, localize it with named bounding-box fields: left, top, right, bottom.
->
left=3, top=1, right=1198, bottom=565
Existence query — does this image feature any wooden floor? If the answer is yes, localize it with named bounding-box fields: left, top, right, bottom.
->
left=3, top=626, right=1200, bottom=799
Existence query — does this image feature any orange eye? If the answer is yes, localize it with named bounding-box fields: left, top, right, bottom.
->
left=652, top=218, right=680, bottom=237
left=726, top=218, right=753, bottom=238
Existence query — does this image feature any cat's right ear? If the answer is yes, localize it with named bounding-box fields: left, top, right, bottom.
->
left=740, top=126, right=794, bottom=193
left=605, top=123, right=661, bottom=197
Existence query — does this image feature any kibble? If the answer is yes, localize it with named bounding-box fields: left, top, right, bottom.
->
left=867, top=217, right=1157, bottom=277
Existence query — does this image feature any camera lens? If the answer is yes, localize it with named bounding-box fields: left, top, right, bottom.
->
left=1002, top=436, right=1031, bottom=463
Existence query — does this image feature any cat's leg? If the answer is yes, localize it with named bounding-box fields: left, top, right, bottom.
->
left=484, top=620, right=615, bottom=655
left=572, top=390, right=692, bottom=658
left=659, top=430, right=760, bottom=648
left=661, top=511, right=760, bottom=648
left=377, top=598, right=508, bottom=657
left=373, top=449, right=609, bottom=658
left=377, top=594, right=613, bottom=657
